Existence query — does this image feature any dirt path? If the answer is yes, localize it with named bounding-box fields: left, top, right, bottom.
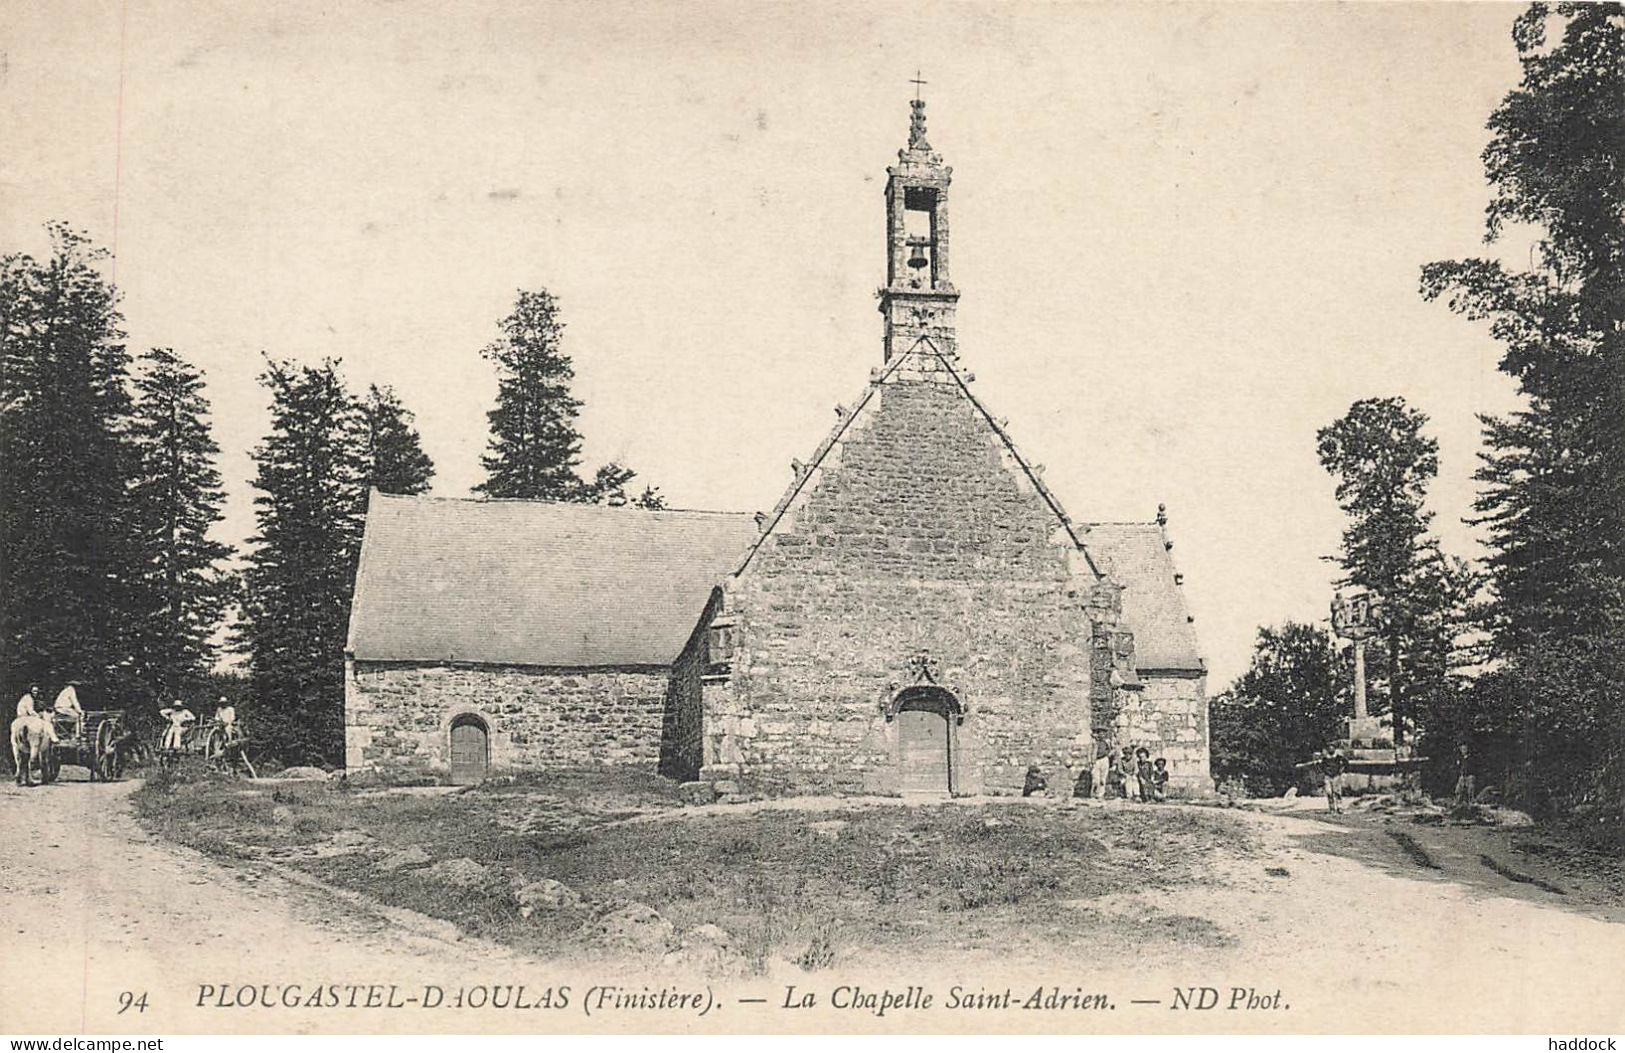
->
left=1037, top=802, right=1625, bottom=1032
left=3, top=779, right=1622, bottom=1034
left=1, top=775, right=533, bottom=1034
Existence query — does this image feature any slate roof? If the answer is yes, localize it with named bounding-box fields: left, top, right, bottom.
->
left=346, top=493, right=758, bottom=668
left=1081, top=523, right=1206, bottom=674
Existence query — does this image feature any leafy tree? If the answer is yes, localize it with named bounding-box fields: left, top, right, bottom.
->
left=1210, top=623, right=1352, bottom=796
left=126, top=347, right=234, bottom=711
left=476, top=289, right=587, bottom=500
left=239, top=358, right=366, bottom=764
left=0, top=223, right=144, bottom=706
left=1315, top=396, right=1442, bottom=744
left=1421, top=2, right=1625, bottom=809
left=359, top=383, right=435, bottom=496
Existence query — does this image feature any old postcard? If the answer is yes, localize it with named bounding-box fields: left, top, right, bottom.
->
left=2, top=0, right=1622, bottom=1038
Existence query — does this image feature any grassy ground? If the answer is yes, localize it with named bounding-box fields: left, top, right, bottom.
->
left=133, top=764, right=1255, bottom=973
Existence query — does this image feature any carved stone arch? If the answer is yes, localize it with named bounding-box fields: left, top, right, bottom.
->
left=889, top=685, right=962, bottom=796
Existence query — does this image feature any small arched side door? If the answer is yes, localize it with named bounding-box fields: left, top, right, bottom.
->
left=448, top=715, right=490, bottom=785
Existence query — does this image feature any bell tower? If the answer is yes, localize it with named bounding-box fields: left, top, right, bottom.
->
left=879, top=86, right=959, bottom=365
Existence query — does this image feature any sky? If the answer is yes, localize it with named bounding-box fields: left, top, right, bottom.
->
left=0, top=1, right=1531, bottom=686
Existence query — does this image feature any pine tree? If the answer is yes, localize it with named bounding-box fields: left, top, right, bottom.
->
left=588, top=462, right=667, bottom=509
left=474, top=289, right=665, bottom=506
left=239, top=358, right=366, bottom=764
left=476, top=289, right=587, bottom=500
left=0, top=223, right=144, bottom=705
left=1421, top=3, right=1625, bottom=809
left=359, top=383, right=435, bottom=496
left=126, top=347, right=234, bottom=712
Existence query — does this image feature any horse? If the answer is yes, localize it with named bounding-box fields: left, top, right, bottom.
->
left=10, top=713, right=53, bottom=787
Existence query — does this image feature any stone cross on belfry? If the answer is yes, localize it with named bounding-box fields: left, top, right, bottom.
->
left=908, top=72, right=931, bottom=150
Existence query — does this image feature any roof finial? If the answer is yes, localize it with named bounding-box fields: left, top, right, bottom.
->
left=908, top=71, right=931, bottom=150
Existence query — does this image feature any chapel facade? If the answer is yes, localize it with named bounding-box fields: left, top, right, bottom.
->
left=344, top=99, right=1210, bottom=797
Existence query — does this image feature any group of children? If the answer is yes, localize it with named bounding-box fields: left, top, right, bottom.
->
left=1091, top=745, right=1172, bottom=802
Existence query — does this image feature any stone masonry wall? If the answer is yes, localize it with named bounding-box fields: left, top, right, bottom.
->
left=658, top=614, right=710, bottom=782
left=711, top=375, right=1113, bottom=797
left=1113, top=673, right=1210, bottom=793
left=345, top=661, right=668, bottom=779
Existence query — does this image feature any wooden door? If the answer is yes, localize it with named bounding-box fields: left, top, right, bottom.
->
left=898, top=706, right=951, bottom=795
left=449, top=720, right=488, bottom=785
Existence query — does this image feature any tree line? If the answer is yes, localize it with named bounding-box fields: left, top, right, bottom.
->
left=1213, top=3, right=1624, bottom=815
left=1, top=234, right=659, bottom=763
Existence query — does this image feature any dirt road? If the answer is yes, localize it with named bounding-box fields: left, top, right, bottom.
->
left=1, top=775, right=533, bottom=1034
left=3, top=777, right=1622, bottom=1034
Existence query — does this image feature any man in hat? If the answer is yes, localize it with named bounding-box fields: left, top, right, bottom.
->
left=159, top=699, right=196, bottom=753
left=15, top=685, right=57, bottom=744
left=1318, top=743, right=1349, bottom=814
left=53, top=680, right=84, bottom=741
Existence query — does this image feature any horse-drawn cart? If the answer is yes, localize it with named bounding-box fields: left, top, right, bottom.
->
left=156, top=717, right=256, bottom=778
left=44, top=709, right=131, bottom=783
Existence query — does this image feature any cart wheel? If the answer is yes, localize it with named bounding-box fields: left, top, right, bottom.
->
left=94, top=722, right=118, bottom=781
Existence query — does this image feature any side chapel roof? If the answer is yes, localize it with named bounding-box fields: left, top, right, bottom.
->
left=346, top=492, right=757, bottom=668
left=1081, top=523, right=1205, bottom=674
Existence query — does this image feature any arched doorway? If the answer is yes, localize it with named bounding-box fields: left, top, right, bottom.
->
left=448, top=714, right=490, bottom=785
left=894, top=686, right=960, bottom=795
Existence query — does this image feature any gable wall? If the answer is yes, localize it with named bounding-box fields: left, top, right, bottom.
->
left=712, top=377, right=1109, bottom=796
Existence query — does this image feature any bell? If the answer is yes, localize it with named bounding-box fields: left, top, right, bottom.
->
left=907, top=243, right=929, bottom=270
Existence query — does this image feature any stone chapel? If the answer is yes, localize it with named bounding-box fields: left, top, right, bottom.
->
left=344, top=99, right=1210, bottom=797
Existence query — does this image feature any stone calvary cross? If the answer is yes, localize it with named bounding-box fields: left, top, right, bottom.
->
left=1330, top=591, right=1384, bottom=724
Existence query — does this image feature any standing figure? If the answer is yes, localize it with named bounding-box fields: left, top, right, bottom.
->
left=1319, top=745, right=1348, bottom=813
left=1151, top=758, right=1171, bottom=802
left=1452, top=743, right=1475, bottom=807
left=1135, top=748, right=1154, bottom=804
left=1118, top=747, right=1139, bottom=800
left=1090, top=747, right=1112, bottom=800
